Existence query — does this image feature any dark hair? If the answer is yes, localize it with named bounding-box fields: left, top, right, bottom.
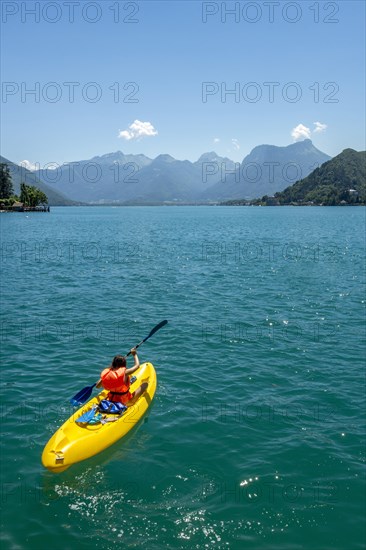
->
left=111, top=355, right=126, bottom=369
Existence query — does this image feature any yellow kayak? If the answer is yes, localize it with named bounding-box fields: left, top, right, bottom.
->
left=42, top=362, right=157, bottom=473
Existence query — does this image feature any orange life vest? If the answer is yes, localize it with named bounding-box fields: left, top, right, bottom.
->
left=100, top=366, right=130, bottom=395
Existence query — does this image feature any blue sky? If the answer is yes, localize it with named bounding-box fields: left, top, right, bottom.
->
left=1, top=0, right=365, bottom=165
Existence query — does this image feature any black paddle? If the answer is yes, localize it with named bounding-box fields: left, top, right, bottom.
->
left=70, top=320, right=168, bottom=407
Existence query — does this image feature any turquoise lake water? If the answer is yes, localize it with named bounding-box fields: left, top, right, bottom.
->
left=0, top=206, right=365, bottom=550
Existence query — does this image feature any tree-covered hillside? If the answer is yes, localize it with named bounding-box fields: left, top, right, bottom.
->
left=275, top=149, right=366, bottom=205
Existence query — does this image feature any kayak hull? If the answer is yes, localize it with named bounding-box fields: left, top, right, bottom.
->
left=42, top=362, right=156, bottom=473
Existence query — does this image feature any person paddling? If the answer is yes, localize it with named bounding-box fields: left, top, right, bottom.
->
left=96, top=348, right=148, bottom=405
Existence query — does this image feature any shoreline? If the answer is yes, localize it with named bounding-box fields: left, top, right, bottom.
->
left=2, top=203, right=365, bottom=211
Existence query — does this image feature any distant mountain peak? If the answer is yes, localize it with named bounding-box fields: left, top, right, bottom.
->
left=290, top=139, right=315, bottom=148
left=250, top=139, right=315, bottom=153
left=102, top=150, right=123, bottom=157
left=197, top=151, right=219, bottom=160
left=244, top=139, right=329, bottom=162
left=196, top=152, right=236, bottom=165
left=154, top=154, right=176, bottom=163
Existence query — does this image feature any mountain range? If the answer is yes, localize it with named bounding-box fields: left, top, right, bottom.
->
left=200, top=140, right=331, bottom=201
left=33, top=150, right=237, bottom=204
left=3, top=140, right=332, bottom=204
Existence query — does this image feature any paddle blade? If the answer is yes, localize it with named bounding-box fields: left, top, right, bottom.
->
left=147, top=320, right=168, bottom=339
left=70, top=384, right=96, bottom=407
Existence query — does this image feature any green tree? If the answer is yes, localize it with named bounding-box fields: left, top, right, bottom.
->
left=20, top=183, right=48, bottom=207
left=20, top=183, right=29, bottom=205
left=0, top=163, right=14, bottom=199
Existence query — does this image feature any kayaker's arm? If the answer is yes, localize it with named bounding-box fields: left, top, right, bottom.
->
left=95, top=379, right=103, bottom=389
left=126, top=348, right=140, bottom=375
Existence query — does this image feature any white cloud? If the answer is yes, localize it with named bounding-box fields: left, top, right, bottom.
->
left=313, top=121, right=327, bottom=134
left=118, top=120, right=158, bottom=141
left=213, top=137, right=220, bottom=143
left=291, top=124, right=311, bottom=141
left=19, top=160, right=38, bottom=171
left=231, top=138, right=240, bottom=150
